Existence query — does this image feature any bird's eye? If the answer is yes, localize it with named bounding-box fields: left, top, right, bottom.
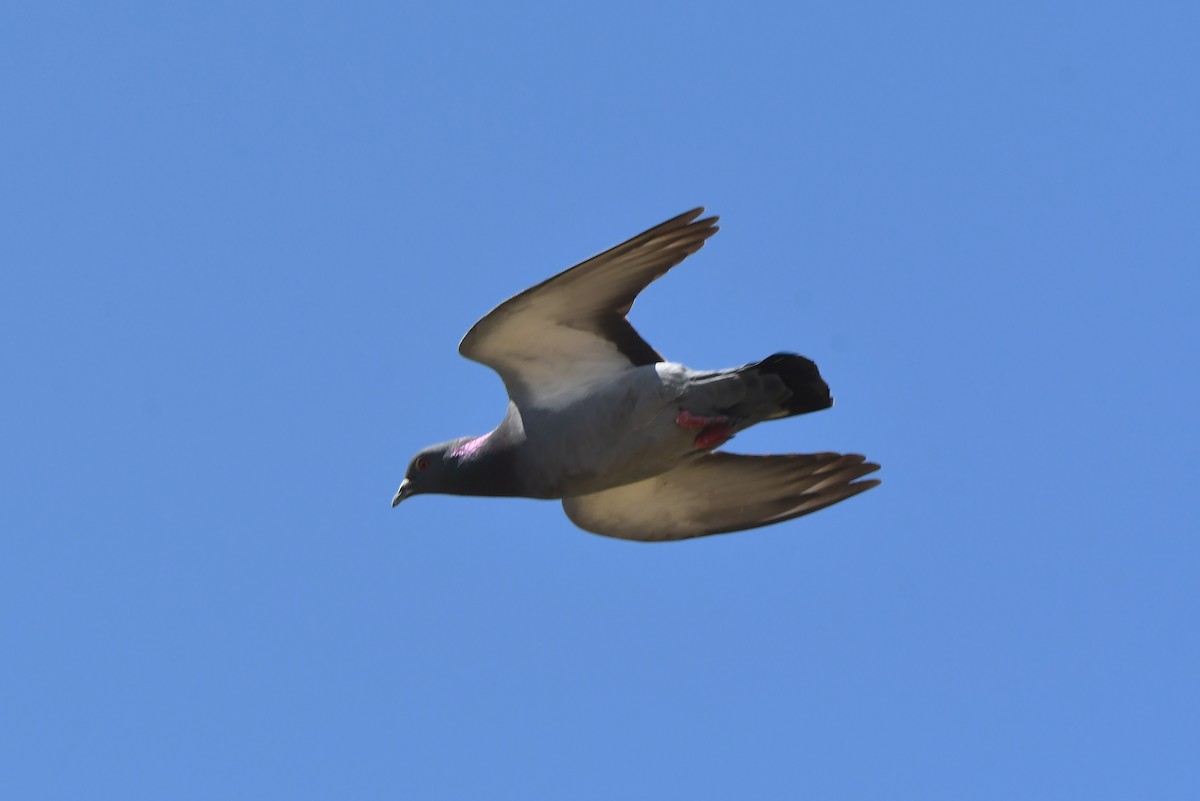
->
left=416, top=458, right=429, bottom=471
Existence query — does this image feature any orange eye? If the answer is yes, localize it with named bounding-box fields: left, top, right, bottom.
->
left=416, top=458, right=429, bottom=471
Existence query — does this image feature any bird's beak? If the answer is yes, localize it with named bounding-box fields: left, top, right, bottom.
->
left=391, top=478, right=413, bottom=507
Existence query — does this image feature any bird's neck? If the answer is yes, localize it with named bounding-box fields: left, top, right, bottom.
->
left=447, top=409, right=526, bottom=497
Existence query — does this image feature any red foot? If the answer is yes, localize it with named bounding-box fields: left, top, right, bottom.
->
left=676, top=408, right=735, bottom=449
left=675, top=409, right=729, bottom=430
left=693, top=425, right=734, bottom=449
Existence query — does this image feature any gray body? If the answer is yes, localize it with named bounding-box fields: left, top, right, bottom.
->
left=512, top=363, right=725, bottom=497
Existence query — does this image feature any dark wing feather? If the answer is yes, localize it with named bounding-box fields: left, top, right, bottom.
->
left=459, top=209, right=719, bottom=409
left=562, top=452, right=880, bottom=542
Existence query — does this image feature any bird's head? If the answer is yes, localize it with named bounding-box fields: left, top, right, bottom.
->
left=391, top=437, right=481, bottom=506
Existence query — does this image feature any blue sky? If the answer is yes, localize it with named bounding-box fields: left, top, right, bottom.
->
left=2, top=1, right=1197, bottom=798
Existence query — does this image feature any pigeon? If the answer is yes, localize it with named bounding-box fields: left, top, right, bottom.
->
left=392, top=208, right=880, bottom=541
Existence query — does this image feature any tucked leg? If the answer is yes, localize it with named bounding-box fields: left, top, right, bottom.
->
left=676, top=408, right=735, bottom=449
left=693, top=424, right=735, bottom=450
left=675, top=409, right=729, bottom=430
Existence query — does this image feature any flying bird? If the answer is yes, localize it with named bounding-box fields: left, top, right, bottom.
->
left=392, top=209, right=879, bottom=541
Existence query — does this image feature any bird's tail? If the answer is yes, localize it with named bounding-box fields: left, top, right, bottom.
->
left=733, top=352, right=833, bottom=420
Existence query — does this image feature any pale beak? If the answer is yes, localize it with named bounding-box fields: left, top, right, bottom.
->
left=391, top=478, right=413, bottom=507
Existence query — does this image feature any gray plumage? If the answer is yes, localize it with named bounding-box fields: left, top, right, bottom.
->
left=392, top=208, right=880, bottom=541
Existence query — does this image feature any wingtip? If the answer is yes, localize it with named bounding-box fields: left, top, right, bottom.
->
left=853, top=460, right=882, bottom=485
left=677, top=207, right=720, bottom=228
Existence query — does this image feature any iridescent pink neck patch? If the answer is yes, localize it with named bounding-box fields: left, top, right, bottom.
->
left=450, top=433, right=490, bottom=459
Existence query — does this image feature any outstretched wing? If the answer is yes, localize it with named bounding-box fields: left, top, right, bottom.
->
left=459, top=209, right=719, bottom=410
left=562, top=452, right=880, bottom=542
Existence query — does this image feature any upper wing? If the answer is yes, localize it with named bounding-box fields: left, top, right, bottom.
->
left=562, top=452, right=880, bottom=542
left=459, top=209, right=719, bottom=410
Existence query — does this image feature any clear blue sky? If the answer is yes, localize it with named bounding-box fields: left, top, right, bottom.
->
left=3, top=2, right=1197, bottom=799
